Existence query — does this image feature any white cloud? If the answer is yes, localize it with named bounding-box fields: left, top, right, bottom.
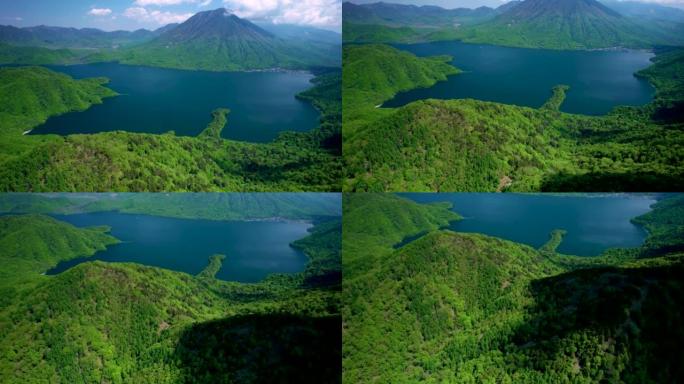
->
left=124, top=7, right=194, bottom=24
left=134, top=0, right=212, bottom=6
left=88, top=8, right=113, bottom=16
left=223, top=0, right=341, bottom=29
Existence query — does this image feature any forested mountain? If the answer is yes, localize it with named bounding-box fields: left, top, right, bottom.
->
left=460, top=0, right=684, bottom=49
left=343, top=193, right=684, bottom=383
left=0, top=197, right=342, bottom=382
left=343, top=0, right=684, bottom=48
left=0, top=214, right=118, bottom=285
left=110, top=8, right=339, bottom=71
left=342, top=44, right=684, bottom=192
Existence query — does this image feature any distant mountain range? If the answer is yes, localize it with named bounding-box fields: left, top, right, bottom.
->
left=0, top=8, right=341, bottom=71
left=0, top=25, right=164, bottom=49
left=600, top=0, right=684, bottom=22
left=343, top=0, right=684, bottom=49
left=343, top=1, right=502, bottom=27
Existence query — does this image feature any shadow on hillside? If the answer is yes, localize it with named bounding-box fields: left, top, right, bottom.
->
left=302, top=270, right=342, bottom=289
left=174, top=314, right=341, bottom=384
left=652, top=101, right=684, bottom=124
left=511, top=261, right=684, bottom=381
left=540, top=171, right=683, bottom=192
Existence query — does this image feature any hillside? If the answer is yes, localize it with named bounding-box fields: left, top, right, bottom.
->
left=342, top=193, right=460, bottom=272
left=112, top=8, right=338, bottom=71
left=342, top=0, right=684, bottom=49
left=0, top=43, right=82, bottom=65
left=459, top=0, right=679, bottom=49
left=0, top=209, right=342, bottom=382
left=0, top=214, right=118, bottom=285
left=0, top=66, right=342, bottom=191
left=342, top=44, right=684, bottom=192
left=342, top=193, right=684, bottom=383
left=342, top=1, right=504, bottom=44
left=342, top=44, right=458, bottom=133
left=0, top=66, right=116, bottom=135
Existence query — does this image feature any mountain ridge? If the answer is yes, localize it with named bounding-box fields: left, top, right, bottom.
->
left=455, top=0, right=684, bottom=49
left=113, top=8, right=339, bottom=71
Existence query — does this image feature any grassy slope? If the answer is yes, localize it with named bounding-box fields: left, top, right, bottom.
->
left=342, top=193, right=684, bottom=383
left=342, top=44, right=684, bottom=192
left=0, top=66, right=341, bottom=192
left=0, top=209, right=342, bottom=383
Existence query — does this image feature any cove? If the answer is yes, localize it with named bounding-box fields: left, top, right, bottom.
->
left=45, top=211, right=312, bottom=282
left=29, top=62, right=320, bottom=142
left=400, top=193, right=656, bottom=256
left=384, top=41, right=654, bottom=115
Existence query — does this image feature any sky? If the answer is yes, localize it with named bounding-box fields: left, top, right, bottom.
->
left=0, top=0, right=343, bottom=31
left=350, top=0, right=684, bottom=9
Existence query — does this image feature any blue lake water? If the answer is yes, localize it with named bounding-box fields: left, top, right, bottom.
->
left=400, top=193, right=657, bottom=256
left=29, top=62, right=319, bottom=142
left=384, top=41, right=655, bottom=115
left=45, top=211, right=312, bottom=282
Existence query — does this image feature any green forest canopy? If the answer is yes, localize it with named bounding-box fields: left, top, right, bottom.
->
left=0, top=196, right=342, bottom=383
left=343, top=193, right=684, bottom=383
left=342, top=44, right=684, bottom=192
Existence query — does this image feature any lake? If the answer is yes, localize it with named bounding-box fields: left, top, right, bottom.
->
left=399, top=193, right=656, bottom=256
left=29, top=63, right=320, bottom=142
left=383, top=42, right=654, bottom=115
left=45, top=211, right=312, bottom=282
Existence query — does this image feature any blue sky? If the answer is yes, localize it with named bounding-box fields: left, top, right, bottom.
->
left=0, top=0, right=342, bottom=31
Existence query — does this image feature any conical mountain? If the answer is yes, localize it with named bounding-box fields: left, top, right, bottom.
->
left=466, top=0, right=666, bottom=49
left=156, top=8, right=274, bottom=43
left=501, top=0, right=621, bottom=20
left=122, top=8, right=321, bottom=71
